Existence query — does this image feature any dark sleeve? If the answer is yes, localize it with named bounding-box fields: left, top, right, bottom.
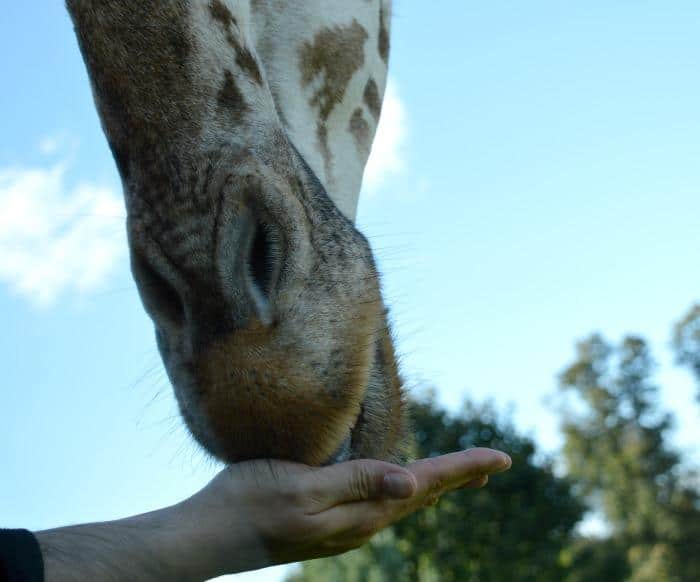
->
left=0, top=529, right=44, bottom=582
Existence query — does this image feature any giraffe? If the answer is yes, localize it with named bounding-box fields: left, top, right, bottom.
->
left=66, top=0, right=409, bottom=466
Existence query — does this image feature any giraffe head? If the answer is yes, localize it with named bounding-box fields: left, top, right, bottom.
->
left=67, top=0, right=408, bottom=465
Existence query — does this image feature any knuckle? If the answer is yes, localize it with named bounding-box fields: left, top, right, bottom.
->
left=351, top=467, right=372, bottom=500
left=423, top=460, right=444, bottom=493
left=430, top=477, right=444, bottom=494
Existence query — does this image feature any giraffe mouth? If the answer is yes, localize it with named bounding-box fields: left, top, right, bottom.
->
left=324, top=434, right=352, bottom=465
left=323, top=403, right=365, bottom=465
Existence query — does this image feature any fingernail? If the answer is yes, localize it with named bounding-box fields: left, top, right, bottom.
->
left=500, top=454, right=512, bottom=469
left=383, top=472, right=416, bottom=499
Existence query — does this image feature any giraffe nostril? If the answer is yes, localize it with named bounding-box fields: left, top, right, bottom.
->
left=247, top=222, right=280, bottom=298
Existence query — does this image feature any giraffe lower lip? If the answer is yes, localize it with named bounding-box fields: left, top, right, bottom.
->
left=323, top=406, right=363, bottom=465
left=325, top=433, right=352, bottom=465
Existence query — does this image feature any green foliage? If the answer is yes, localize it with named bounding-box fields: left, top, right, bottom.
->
left=290, top=315, right=700, bottom=582
left=559, top=335, right=678, bottom=538
left=559, top=537, right=630, bottom=582
left=559, top=333, right=700, bottom=581
left=673, top=304, right=700, bottom=401
left=290, top=397, right=584, bottom=582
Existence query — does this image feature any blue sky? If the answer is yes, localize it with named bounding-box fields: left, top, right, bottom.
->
left=2, top=2, right=699, bottom=580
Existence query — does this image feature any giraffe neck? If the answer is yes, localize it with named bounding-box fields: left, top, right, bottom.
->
left=67, top=0, right=391, bottom=222
left=249, top=0, right=391, bottom=220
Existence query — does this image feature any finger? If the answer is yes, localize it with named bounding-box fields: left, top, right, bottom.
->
left=315, top=469, right=494, bottom=540
left=408, top=448, right=510, bottom=497
left=304, top=459, right=418, bottom=512
left=316, top=473, right=492, bottom=539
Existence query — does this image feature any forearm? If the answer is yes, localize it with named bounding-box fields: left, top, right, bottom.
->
left=35, top=505, right=205, bottom=582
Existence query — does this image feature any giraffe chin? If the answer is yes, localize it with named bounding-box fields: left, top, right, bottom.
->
left=180, top=379, right=367, bottom=466
left=169, top=312, right=409, bottom=467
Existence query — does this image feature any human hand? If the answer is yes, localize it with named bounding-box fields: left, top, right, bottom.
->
left=171, top=448, right=512, bottom=578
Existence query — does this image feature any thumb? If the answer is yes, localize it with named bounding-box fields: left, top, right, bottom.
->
left=310, top=460, right=418, bottom=510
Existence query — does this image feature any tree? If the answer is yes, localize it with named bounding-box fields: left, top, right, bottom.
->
left=559, top=537, right=630, bottom=582
left=289, top=396, right=584, bottom=582
left=558, top=334, right=700, bottom=581
left=291, top=331, right=700, bottom=582
left=673, top=303, right=700, bottom=402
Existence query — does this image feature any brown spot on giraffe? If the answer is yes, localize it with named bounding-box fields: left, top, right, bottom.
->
left=363, top=78, right=382, bottom=121
left=209, top=0, right=263, bottom=85
left=316, top=122, right=333, bottom=184
left=378, top=3, right=390, bottom=63
left=217, top=70, right=248, bottom=121
left=349, top=107, right=370, bottom=153
left=209, top=0, right=237, bottom=28
left=235, top=45, right=263, bottom=86
left=300, top=20, right=368, bottom=121
left=300, top=20, right=369, bottom=176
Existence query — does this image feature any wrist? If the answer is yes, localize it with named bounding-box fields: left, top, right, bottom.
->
left=36, top=505, right=206, bottom=582
left=169, top=489, right=272, bottom=578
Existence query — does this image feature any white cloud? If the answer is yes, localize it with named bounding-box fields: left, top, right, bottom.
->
left=38, top=136, right=61, bottom=156
left=38, top=133, right=79, bottom=157
left=0, top=161, right=125, bottom=307
left=363, top=79, right=408, bottom=193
